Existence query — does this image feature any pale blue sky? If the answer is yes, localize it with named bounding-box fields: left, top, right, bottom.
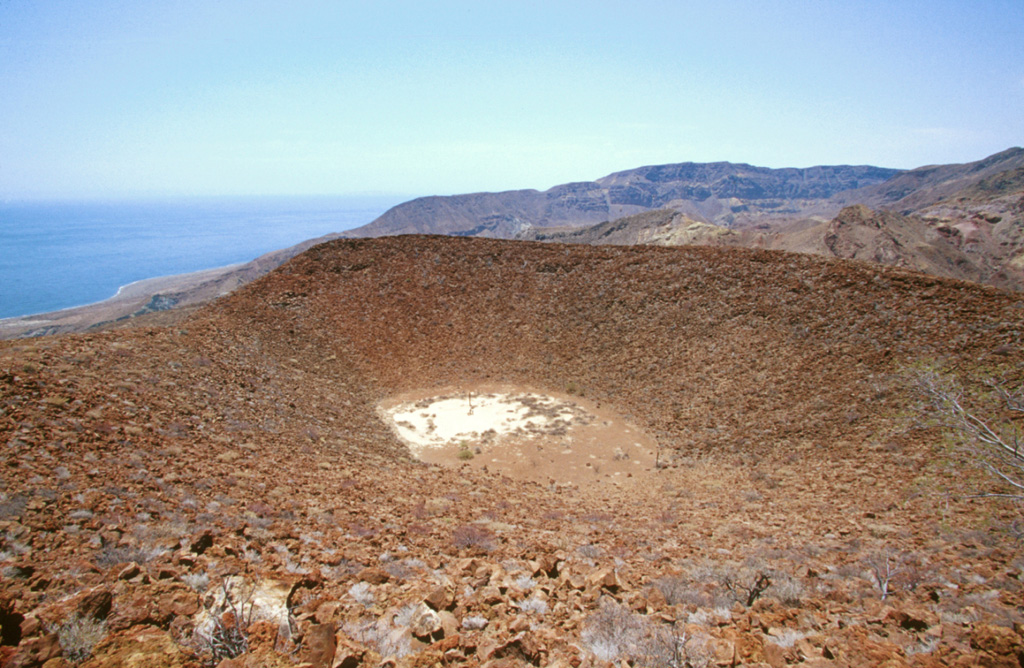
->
left=1, top=0, right=1022, bottom=200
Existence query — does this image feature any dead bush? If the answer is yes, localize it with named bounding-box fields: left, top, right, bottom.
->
left=912, top=367, right=1024, bottom=500
left=581, top=599, right=710, bottom=667
left=721, top=571, right=771, bottom=607
left=194, top=580, right=254, bottom=665
left=452, top=525, right=495, bottom=551
left=654, top=576, right=711, bottom=608
left=862, top=548, right=921, bottom=600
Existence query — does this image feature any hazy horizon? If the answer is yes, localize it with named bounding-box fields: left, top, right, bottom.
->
left=2, top=1, right=1022, bottom=200
left=0, top=195, right=405, bottom=318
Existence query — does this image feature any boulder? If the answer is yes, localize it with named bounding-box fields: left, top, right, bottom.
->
left=423, top=586, right=453, bottom=612
left=971, top=624, right=1024, bottom=667
left=356, top=568, right=390, bottom=586
left=478, top=632, right=541, bottom=666
left=189, top=529, right=215, bottom=555
left=2, top=633, right=61, bottom=668
left=80, top=627, right=185, bottom=668
left=585, top=567, right=620, bottom=591
left=408, top=604, right=442, bottom=639
left=886, top=606, right=940, bottom=632
left=300, top=623, right=336, bottom=668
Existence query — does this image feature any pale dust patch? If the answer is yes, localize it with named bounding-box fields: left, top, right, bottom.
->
left=384, top=392, right=589, bottom=451
left=378, top=385, right=659, bottom=488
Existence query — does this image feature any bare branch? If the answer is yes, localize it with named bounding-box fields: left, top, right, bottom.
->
left=912, top=367, right=1024, bottom=499
left=863, top=549, right=910, bottom=601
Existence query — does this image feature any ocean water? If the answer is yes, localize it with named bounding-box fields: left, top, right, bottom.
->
left=0, top=196, right=403, bottom=319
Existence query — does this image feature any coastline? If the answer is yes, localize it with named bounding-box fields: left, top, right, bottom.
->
left=0, top=262, right=244, bottom=338
left=108, top=262, right=247, bottom=301
left=0, top=262, right=248, bottom=325
left=0, top=229, right=345, bottom=340
left=0, top=195, right=402, bottom=337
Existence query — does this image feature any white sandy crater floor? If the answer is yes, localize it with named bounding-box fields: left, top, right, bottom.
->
left=378, top=387, right=658, bottom=487
left=385, top=392, right=588, bottom=448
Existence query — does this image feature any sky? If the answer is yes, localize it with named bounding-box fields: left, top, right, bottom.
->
left=1, top=0, right=1022, bottom=200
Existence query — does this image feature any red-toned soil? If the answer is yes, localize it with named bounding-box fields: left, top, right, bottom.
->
left=1, top=236, right=1023, bottom=667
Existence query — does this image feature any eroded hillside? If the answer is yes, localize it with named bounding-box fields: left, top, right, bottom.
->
left=2, top=237, right=1023, bottom=667
left=346, top=163, right=900, bottom=239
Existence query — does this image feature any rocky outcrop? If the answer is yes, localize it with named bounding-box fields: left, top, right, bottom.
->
left=821, top=204, right=987, bottom=280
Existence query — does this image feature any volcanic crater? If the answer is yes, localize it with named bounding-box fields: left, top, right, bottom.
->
left=2, top=235, right=1024, bottom=667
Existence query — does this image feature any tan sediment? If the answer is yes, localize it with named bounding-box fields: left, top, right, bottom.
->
left=379, top=385, right=658, bottom=487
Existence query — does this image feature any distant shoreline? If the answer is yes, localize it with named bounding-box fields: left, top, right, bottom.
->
left=0, top=259, right=256, bottom=339
left=0, top=262, right=246, bottom=325
left=0, top=195, right=405, bottom=328
left=0, top=224, right=358, bottom=340
left=109, top=261, right=247, bottom=301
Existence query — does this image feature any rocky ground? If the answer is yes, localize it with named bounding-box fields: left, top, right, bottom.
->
left=2, top=236, right=1023, bottom=667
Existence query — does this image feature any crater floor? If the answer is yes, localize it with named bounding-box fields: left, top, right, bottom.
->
left=379, top=385, right=657, bottom=487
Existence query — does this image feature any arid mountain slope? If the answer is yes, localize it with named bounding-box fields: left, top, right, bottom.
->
left=346, top=163, right=899, bottom=238
left=524, top=204, right=1010, bottom=286
left=3, top=236, right=1023, bottom=665
left=821, top=205, right=995, bottom=285
left=835, top=146, right=1024, bottom=212
left=521, top=149, right=1024, bottom=291
left=221, top=236, right=1020, bottom=456
left=348, top=149, right=1023, bottom=241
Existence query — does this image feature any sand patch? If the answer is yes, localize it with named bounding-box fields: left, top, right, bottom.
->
left=379, top=386, right=658, bottom=487
left=385, top=392, right=590, bottom=450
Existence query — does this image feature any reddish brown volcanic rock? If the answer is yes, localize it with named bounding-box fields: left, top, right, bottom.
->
left=1, top=236, right=1023, bottom=666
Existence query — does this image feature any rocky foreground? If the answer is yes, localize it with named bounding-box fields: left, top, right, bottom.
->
left=2, top=236, right=1023, bottom=667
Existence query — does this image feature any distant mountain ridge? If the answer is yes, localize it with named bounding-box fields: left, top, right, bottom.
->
left=345, top=161, right=902, bottom=238
left=519, top=148, right=1024, bottom=290
left=594, top=161, right=898, bottom=203
left=5, top=148, right=1022, bottom=339
left=834, top=146, right=1024, bottom=212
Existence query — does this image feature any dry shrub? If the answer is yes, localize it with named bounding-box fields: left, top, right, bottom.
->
left=654, top=576, right=711, bottom=608
left=54, top=613, right=106, bottom=663
left=912, top=367, right=1024, bottom=501
left=581, top=599, right=710, bottom=667
left=660, top=560, right=803, bottom=608
left=452, top=525, right=495, bottom=551
left=862, top=548, right=924, bottom=600
left=194, top=581, right=255, bottom=665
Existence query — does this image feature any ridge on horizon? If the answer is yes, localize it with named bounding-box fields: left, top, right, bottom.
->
left=3, top=146, right=1023, bottom=339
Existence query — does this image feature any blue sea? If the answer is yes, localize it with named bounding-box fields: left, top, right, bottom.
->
left=0, top=196, right=404, bottom=319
